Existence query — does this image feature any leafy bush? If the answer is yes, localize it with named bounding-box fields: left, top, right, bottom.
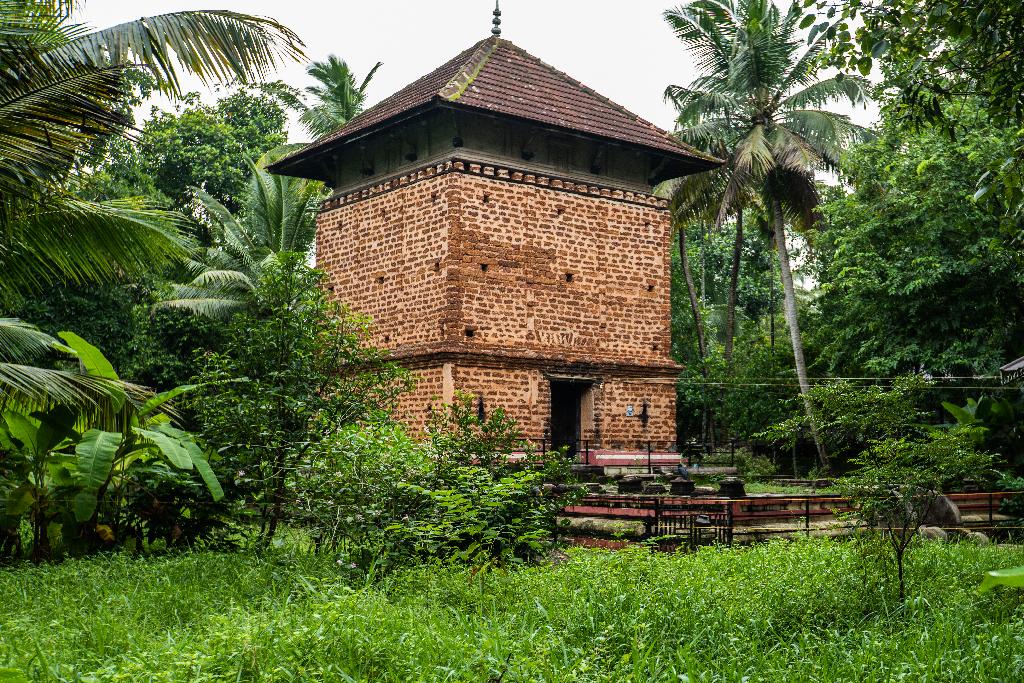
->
left=0, top=333, right=222, bottom=562
left=838, top=427, right=992, bottom=600
left=944, top=391, right=1024, bottom=472
left=291, top=394, right=579, bottom=572
left=289, top=422, right=430, bottom=565
left=765, top=376, right=995, bottom=599
left=732, top=448, right=778, bottom=480
left=191, top=255, right=410, bottom=542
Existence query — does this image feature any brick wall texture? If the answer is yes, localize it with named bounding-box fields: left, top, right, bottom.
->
left=316, top=160, right=679, bottom=449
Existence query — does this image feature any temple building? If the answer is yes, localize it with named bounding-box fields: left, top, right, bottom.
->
left=269, top=13, right=718, bottom=456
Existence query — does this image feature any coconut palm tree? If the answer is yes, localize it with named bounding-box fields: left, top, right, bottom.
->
left=664, top=0, right=872, bottom=468
left=271, top=55, right=382, bottom=139
left=160, top=149, right=322, bottom=318
left=0, top=0, right=305, bottom=408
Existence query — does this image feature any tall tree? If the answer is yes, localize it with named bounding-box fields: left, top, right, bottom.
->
left=812, top=110, right=1024, bottom=378
left=271, top=55, right=381, bottom=139
left=138, top=89, right=289, bottom=218
left=0, top=0, right=304, bottom=407
left=807, top=0, right=1024, bottom=219
left=663, top=0, right=872, bottom=468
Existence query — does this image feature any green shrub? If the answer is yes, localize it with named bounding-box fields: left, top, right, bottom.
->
left=0, top=333, right=221, bottom=562
left=732, top=448, right=778, bottom=479
left=291, top=395, right=578, bottom=572
left=191, top=255, right=410, bottom=542
left=290, top=393, right=577, bottom=573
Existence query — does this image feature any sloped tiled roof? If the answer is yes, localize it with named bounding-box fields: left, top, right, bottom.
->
left=274, top=36, right=717, bottom=171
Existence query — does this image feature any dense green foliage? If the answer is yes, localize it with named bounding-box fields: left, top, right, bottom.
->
left=1, top=541, right=1023, bottom=680
left=295, top=396, right=577, bottom=571
left=811, top=114, right=1024, bottom=377
left=191, top=256, right=409, bottom=541
left=135, top=90, right=289, bottom=219
left=0, top=333, right=222, bottom=561
left=11, top=280, right=225, bottom=392
left=671, top=221, right=799, bottom=442
left=805, top=0, right=1024, bottom=216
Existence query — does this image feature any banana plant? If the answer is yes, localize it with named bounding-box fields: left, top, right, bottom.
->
left=980, top=566, right=1024, bottom=592
left=0, top=332, right=221, bottom=561
left=942, top=395, right=1024, bottom=465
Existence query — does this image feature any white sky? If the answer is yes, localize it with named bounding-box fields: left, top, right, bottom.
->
left=79, top=0, right=877, bottom=140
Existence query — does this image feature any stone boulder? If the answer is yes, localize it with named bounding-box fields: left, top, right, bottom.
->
left=919, top=526, right=948, bottom=541
left=963, top=531, right=990, bottom=545
left=644, top=482, right=668, bottom=495
left=922, top=495, right=961, bottom=528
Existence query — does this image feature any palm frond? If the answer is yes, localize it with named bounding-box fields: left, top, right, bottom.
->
left=768, top=124, right=821, bottom=174
left=188, top=269, right=255, bottom=290
left=783, top=109, right=872, bottom=170
left=662, top=167, right=728, bottom=224
left=767, top=167, right=820, bottom=233
left=0, top=361, right=140, bottom=417
left=299, top=106, right=346, bottom=139
left=157, top=291, right=250, bottom=319
left=674, top=117, right=735, bottom=150
left=664, top=0, right=738, bottom=76
left=298, top=56, right=380, bottom=139
left=783, top=75, right=871, bottom=110
left=0, top=318, right=58, bottom=363
left=666, top=85, right=741, bottom=125
left=0, top=50, right=130, bottom=198
left=732, top=124, right=774, bottom=178
left=162, top=152, right=322, bottom=317
left=0, top=196, right=187, bottom=298
left=47, top=10, right=306, bottom=96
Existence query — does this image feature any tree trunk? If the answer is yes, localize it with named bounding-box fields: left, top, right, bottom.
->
left=678, top=225, right=707, bottom=364
left=896, top=544, right=906, bottom=602
left=678, top=225, right=715, bottom=450
left=724, top=209, right=743, bottom=365
left=264, top=449, right=289, bottom=542
left=772, top=201, right=828, bottom=469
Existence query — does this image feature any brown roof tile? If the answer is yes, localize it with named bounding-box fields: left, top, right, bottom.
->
left=275, top=36, right=717, bottom=171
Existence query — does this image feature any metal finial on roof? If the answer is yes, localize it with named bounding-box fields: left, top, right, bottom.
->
left=491, top=0, right=502, bottom=36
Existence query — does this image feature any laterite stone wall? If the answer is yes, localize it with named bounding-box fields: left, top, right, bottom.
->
left=318, top=160, right=679, bottom=448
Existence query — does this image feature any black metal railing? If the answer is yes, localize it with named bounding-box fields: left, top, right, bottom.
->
left=562, top=495, right=733, bottom=548
left=525, top=439, right=682, bottom=471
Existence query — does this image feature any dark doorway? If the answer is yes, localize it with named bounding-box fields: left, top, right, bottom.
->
left=549, top=381, right=586, bottom=458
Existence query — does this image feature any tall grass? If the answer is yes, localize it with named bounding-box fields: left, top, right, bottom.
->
left=1, top=540, right=1023, bottom=681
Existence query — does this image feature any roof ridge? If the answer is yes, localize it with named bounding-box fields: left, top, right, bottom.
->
left=498, top=40, right=719, bottom=163
left=438, top=35, right=500, bottom=102
left=301, top=37, right=491, bottom=151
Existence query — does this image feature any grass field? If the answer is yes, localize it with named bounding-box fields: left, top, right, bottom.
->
left=2, top=540, right=1023, bottom=681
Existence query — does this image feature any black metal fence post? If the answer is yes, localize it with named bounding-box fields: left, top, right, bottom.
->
left=647, top=440, right=652, bottom=474
left=726, top=505, right=734, bottom=546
